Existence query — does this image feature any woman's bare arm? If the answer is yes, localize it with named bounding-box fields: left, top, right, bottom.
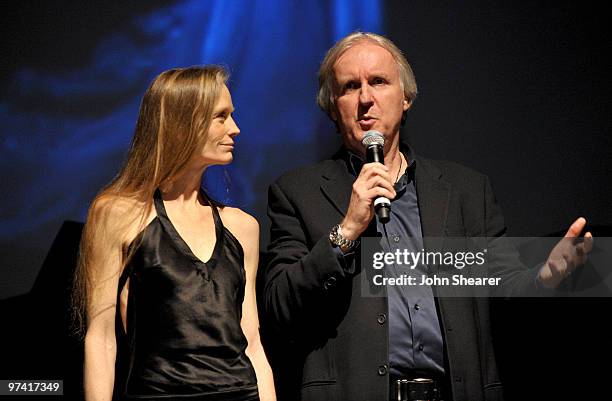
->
left=83, top=197, right=137, bottom=401
left=225, top=208, right=276, bottom=401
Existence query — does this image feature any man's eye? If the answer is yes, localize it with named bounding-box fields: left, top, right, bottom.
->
left=372, top=77, right=386, bottom=85
left=345, top=82, right=359, bottom=90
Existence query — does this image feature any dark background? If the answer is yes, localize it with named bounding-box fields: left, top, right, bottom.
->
left=1, top=1, right=611, bottom=400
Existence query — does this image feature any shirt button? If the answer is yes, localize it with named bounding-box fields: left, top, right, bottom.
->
left=393, top=235, right=400, bottom=243
left=378, top=365, right=388, bottom=376
left=377, top=313, right=387, bottom=324
left=418, top=344, right=424, bottom=351
left=323, top=276, right=337, bottom=290
left=414, top=304, right=420, bottom=310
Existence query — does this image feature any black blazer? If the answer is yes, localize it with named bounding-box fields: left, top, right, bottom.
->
left=262, top=148, right=538, bottom=401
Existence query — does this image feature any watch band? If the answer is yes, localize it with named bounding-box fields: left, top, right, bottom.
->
left=329, top=224, right=358, bottom=251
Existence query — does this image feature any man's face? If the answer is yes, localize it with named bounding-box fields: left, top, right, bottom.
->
left=331, top=42, right=410, bottom=154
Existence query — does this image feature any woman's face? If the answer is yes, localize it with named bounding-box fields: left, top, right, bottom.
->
left=198, top=85, right=240, bottom=166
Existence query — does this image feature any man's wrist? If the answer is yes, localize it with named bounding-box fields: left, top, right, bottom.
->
left=329, top=224, right=359, bottom=252
left=339, top=243, right=354, bottom=254
left=339, top=220, right=359, bottom=241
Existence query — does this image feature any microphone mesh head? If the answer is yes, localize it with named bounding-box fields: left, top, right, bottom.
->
left=361, top=131, right=384, bottom=147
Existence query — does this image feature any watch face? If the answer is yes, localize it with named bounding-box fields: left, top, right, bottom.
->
left=330, top=225, right=341, bottom=246
left=331, top=233, right=339, bottom=244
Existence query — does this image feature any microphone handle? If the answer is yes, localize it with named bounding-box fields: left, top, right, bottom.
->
left=366, top=144, right=391, bottom=224
left=376, top=202, right=391, bottom=224
left=366, top=144, right=384, bottom=164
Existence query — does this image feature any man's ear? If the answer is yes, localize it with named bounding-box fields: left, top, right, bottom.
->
left=403, top=98, right=412, bottom=112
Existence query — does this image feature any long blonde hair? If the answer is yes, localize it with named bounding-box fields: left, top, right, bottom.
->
left=72, top=66, right=229, bottom=338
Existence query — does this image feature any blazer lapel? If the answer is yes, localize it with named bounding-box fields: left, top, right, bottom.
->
left=320, top=158, right=353, bottom=218
left=415, top=156, right=451, bottom=246
left=414, top=157, right=460, bottom=301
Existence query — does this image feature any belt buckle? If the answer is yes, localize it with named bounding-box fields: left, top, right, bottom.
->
left=394, top=377, right=436, bottom=401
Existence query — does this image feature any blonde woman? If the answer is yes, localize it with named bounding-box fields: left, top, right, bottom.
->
left=73, top=66, right=275, bottom=401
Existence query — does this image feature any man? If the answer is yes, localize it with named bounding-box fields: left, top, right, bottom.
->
left=262, top=32, right=591, bottom=401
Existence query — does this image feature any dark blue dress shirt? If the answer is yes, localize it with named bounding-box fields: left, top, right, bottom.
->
left=343, top=147, right=445, bottom=376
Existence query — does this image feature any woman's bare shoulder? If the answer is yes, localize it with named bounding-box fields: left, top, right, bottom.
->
left=219, top=206, right=259, bottom=242
left=89, top=194, right=153, bottom=244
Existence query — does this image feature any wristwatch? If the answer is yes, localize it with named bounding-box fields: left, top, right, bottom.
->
left=329, top=224, right=358, bottom=252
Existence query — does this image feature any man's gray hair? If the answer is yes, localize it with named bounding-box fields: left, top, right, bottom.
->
left=317, top=32, right=418, bottom=119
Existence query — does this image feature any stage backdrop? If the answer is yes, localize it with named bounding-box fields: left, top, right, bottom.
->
left=1, top=0, right=382, bottom=299
left=1, top=1, right=610, bottom=299
left=1, top=2, right=611, bottom=400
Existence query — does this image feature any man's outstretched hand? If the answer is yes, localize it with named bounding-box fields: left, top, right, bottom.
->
left=538, top=217, right=593, bottom=288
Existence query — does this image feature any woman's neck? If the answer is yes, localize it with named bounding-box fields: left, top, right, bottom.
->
left=159, top=166, right=206, bottom=208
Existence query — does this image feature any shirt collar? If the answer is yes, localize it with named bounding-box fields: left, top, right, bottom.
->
left=343, top=142, right=417, bottom=193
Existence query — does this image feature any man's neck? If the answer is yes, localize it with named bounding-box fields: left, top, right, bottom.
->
left=385, top=146, right=405, bottom=183
left=344, top=142, right=406, bottom=182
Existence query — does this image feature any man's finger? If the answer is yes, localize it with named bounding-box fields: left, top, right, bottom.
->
left=548, top=259, right=564, bottom=277
left=562, top=252, right=575, bottom=271
left=362, top=162, right=388, bottom=173
left=584, top=232, right=594, bottom=253
left=564, top=217, right=587, bottom=238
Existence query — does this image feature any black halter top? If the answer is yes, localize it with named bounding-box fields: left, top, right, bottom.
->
left=114, top=189, right=258, bottom=400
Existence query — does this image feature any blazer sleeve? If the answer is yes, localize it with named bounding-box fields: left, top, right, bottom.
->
left=481, top=175, right=543, bottom=297
left=262, top=179, right=357, bottom=338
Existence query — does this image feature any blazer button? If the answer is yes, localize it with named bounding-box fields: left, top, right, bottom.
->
left=377, top=313, right=387, bottom=324
left=323, top=276, right=337, bottom=290
left=377, top=365, right=388, bottom=376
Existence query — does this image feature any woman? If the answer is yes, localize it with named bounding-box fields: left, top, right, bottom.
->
left=72, top=66, right=275, bottom=401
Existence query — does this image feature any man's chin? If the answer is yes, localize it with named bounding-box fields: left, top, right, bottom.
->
left=340, top=138, right=366, bottom=156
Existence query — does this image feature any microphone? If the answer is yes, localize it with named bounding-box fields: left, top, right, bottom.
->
left=361, top=130, right=390, bottom=224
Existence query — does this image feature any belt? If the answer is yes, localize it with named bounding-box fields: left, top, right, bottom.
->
left=389, top=374, right=447, bottom=401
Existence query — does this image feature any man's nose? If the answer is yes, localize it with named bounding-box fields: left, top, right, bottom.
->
left=359, top=84, right=373, bottom=105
